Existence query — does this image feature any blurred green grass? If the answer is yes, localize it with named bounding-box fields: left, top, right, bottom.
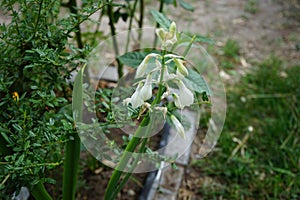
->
left=192, top=57, right=300, bottom=199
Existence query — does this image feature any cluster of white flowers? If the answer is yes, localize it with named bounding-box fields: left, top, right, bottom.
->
left=126, top=53, right=194, bottom=109
left=123, top=22, right=193, bottom=139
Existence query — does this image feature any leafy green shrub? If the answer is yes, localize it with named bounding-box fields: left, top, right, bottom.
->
left=0, top=0, right=202, bottom=199
left=0, top=0, right=87, bottom=198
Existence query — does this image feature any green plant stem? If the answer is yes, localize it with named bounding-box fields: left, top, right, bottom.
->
left=110, top=138, right=148, bottom=200
left=106, top=1, right=123, bottom=78
left=138, top=0, right=144, bottom=46
left=66, top=0, right=91, bottom=84
left=104, top=118, right=145, bottom=200
left=31, top=181, right=53, bottom=200
left=65, top=3, right=107, bottom=35
left=104, top=50, right=167, bottom=200
left=153, top=0, right=164, bottom=47
left=183, top=35, right=196, bottom=57
left=33, top=0, right=43, bottom=38
left=68, top=0, right=83, bottom=49
left=91, top=10, right=104, bottom=47
left=125, top=0, right=139, bottom=52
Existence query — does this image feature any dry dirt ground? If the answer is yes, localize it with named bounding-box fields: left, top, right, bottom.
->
left=164, top=0, right=300, bottom=66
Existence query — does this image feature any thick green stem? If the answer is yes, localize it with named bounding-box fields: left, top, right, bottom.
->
left=110, top=138, right=148, bottom=200
left=31, top=181, right=52, bottom=200
left=104, top=116, right=147, bottom=200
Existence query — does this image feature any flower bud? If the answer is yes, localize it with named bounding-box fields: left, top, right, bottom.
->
left=12, top=91, right=19, bottom=101
left=170, top=115, right=186, bottom=140
left=155, top=21, right=178, bottom=48
left=174, top=59, right=188, bottom=77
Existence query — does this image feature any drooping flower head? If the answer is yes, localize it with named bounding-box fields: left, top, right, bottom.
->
left=171, top=80, right=194, bottom=109
left=135, top=53, right=159, bottom=78
left=130, top=82, right=144, bottom=108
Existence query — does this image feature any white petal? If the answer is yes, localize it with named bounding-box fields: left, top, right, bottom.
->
left=170, top=115, right=186, bottom=140
left=140, top=74, right=152, bottom=101
left=135, top=53, right=159, bottom=78
left=123, top=98, right=131, bottom=106
left=164, top=54, right=184, bottom=59
left=156, top=28, right=167, bottom=41
left=135, top=62, right=147, bottom=78
left=130, top=83, right=144, bottom=108
left=172, top=93, right=183, bottom=109
left=177, top=81, right=194, bottom=108
left=154, top=106, right=167, bottom=119
left=175, top=68, right=185, bottom=80
left=162, top=66, right=176, bottom=82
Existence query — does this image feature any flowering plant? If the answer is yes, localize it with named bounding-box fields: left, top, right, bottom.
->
left=102, top=19, right=210, bottom=199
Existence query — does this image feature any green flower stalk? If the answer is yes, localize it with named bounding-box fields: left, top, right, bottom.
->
left=104, top=21, right=195, bottom=199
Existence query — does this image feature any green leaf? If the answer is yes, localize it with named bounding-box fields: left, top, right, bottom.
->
left=150, top=10, right=172, bottom=29
left=0, top=127, right=14, bottom=145
left=164, top=0, right=177, bottom=6
left=179, top=0, right=194, bottom=11
left=184, top=68, right=211, bottom=95
left=171, top=162, right=178, bottom=170
left=118, top=51, right=148, bottom=68
left=43, top=178, right=57, bottom=184
left=63, top=65, right=86, bottom=200
left=194, top=34, right=215, bottom=44
left=72, top=65, right=86, bottom=123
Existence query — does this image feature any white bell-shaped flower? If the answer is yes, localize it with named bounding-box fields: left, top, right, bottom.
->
left=173, top=80, right=194, bottom=109
left=130, top=82, right=144, bottom=108
left=140, top=73, right=153, bottom=101
left=136, top=53, right=159, bottom=78
left=170, top=115, right=186, bottom=140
